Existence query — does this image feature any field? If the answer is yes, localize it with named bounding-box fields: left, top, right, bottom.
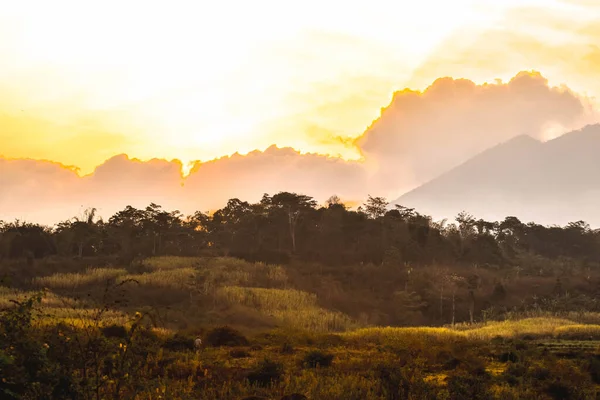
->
left=3, top=256, right=600, bottom=399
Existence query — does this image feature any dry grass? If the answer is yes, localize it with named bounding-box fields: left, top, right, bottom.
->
left=344, top=326, right=464, bottom=345
left=344, top=317, right=600, bottom=343
left=0, top=287, right=79, bottom=309
left=0, top=287, right=129, bottom=327
left=142, top=256, right=202, bottom=271
left=462, top=317, right=577, bottom=340
left=554, top=324, right=600, bottom=340
left=119, top=268, right=196, bottom=289
left=39, top=307, right=129, bottom=327
left=217, top=286, right=356, bottom=332
left=32, top=268, right=127, bottom=290
left=196, top=257, right=289, bottom=293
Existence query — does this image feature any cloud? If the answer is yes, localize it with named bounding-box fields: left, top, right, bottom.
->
left=0, top=158, right=83, bottom=224
left=0, top=69, right=596, bottom=225
left=182, top=146, right=368, bottom=212
left=405, top=3, right=600, bottom=100
left=0, top=148, right=368, bottom=224
left=355, top=71, right=592, bottom=192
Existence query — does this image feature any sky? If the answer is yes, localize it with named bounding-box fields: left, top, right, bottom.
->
left=2, top=0, right=600, bottom=224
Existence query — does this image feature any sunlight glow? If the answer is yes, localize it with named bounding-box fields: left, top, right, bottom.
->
left=0, top=0, right=598, bottom=173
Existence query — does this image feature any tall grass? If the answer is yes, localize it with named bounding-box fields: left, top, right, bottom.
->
left=196, top=257, right=289, bottom=294
left=0, top=287, right=79, bottom=309
left=119, top=268, right=196, bottom=289
left=32, top=268, right=127, bottom=290
left=217, top=286, right=356, bottom=332
left=40, top=307, right=129, bottom=327
left=218, top=286, right=316, bottom=310
left=344, top=317, right=600, bottom=343
left=142, top=256, right=202, bottom=270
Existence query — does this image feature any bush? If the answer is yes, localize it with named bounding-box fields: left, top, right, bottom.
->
left=281, top=394, right=308, bottom=400
left=101, top=324, right=127, bottom=339
left=163, top=334, right=194, bottom=352
left=446, top=374, right=491, bottom=400
left=205, top=326, right=249, bottom=347
left=545, top=381, right=572, bottom=400
left=281, top=342, right=294, bottom=354
left=589, top=357, right=600, bottom=384
left=302, top=350, right=334, bottom=368
left=499, top=351, right=519, bottom=363
left=247, top=358, right=284, bottom=387
left=229, top=349, right=250, bottom=358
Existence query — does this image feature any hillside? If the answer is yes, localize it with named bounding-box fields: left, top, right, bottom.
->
left=393, top=124, right=600, bottom=225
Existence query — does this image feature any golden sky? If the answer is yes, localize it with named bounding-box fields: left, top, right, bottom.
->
left=3, top=0, right=598, bottom=175
left=2, top=0, right=600, bottom=225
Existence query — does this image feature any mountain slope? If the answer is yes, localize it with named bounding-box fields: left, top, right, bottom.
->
left=392, top=124, right=600, bottom=226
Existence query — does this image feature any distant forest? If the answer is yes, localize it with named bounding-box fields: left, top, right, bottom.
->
left=1, top=192, right=598, bottom=267
left=4, top=191, right=600, bottom=328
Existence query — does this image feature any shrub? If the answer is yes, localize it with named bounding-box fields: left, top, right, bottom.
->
left=545, top=381, right=572, bottom=400
left=498, top=351, right=519, bottom=363
left=163, top=334, right=195, bottom=352
left=101, top=324, right=127, bottom=339
left=205, top=326, right=249, bottom=347
left=281, top=394, right=308, bottom=400
left=302, top=350, right=334, bottom=368
left=281, top=342, right=294, bottom=354
left=446, top=374, right=491, bottom=400
left=589, top=357, right=600, bottom=384
left=167, top=359, right=197, bottom=379
left=247, top=358, right=284, bottom=387
left=229, top=349, right=250, bottom=358
left=442, top=357, right=461, bottom=371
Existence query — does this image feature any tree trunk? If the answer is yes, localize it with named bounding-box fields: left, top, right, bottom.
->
left=288, top=209, right=297, bottom=254
left=290, top=223, right=296, bottom=253
left=440, top=284, right=444, bottom=322
left=469, top=289, right=475, bottom=324
left=451, top=290, right=456, bottom=326
left=78, top=241, right=84, bottom=258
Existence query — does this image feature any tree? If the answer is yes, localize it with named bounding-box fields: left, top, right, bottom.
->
left=268, top=192, right=317, bottom=254
left=466, top=274, right=480, bottom=324
left=325, top=195, right=344, bottom=208
left=57, top=207, right=100, bottom=258
left=432, top=267, right=451, bottom=323
left=363, top=195, right=388, bottom=219
left=393, top=290, right=427, bottom=325
left=393, top=205, right=417, bottom=221
left=143, top=203, right=183, bottom=255
left=448, top=274, right=466, bottom=326
left=108, top=206, right=147, bottom=261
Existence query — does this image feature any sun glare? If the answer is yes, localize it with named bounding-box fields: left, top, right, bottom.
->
left=0, top=0, right=598, bottom=174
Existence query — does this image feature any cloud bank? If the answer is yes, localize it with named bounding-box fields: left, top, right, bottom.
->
left=1, top=71, right=596, bottom=225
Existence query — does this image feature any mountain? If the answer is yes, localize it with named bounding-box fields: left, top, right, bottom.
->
left=392, top=124, right=600, bottom=226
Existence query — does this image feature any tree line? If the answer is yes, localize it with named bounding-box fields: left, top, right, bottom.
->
left=1, top=192, right=598, bottom=269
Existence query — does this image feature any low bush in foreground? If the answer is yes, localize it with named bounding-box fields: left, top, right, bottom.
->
left=205, top=326, right=249, bottom=347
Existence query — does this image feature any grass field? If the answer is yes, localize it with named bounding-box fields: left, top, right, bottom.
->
left=4, top=255, right=600, bottom=399
left=32, top=267, right=127, bottom=290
